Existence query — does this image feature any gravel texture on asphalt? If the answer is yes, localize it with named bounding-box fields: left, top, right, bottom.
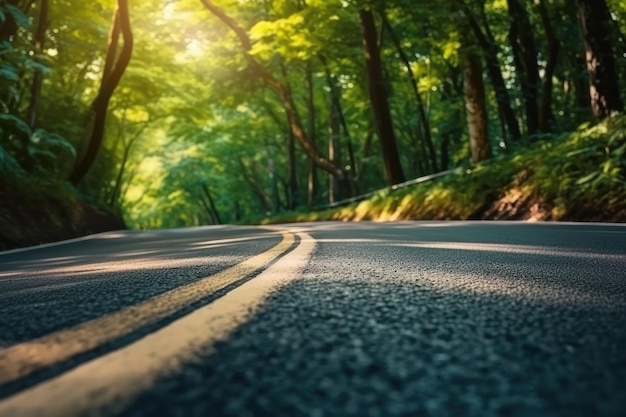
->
left=123, top=224, right=626, bottom=417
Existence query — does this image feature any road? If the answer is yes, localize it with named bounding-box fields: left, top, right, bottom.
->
left=0, top=221, right=624, bottom=417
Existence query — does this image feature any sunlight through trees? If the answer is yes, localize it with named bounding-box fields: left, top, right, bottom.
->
left=0, top=0, right=624, bottom=228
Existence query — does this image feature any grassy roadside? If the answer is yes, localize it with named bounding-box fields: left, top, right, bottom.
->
left=263, top=116, right=626, bottom=224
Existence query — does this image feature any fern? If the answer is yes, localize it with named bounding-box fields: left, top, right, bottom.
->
left=0, top=113, right=31, bottom=138
left=31, top=129, right=76, bottom=158
left=28, top=129, right=77, bottom=177
left=1, top=115, right=76, bottom=178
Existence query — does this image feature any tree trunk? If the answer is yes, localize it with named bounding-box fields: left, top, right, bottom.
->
left=233, top=200, right=241, bottom=222
left=198, top=197, right=216, bottom=225
left=357, top=129, right=374, bottom=189
left=577, top=0, right=624, bottom=118
left=460, top=1, right=521, bottom=142
left=68, top=0, right=133, bottom=185
left=26, top=0, right=49, bottom=130
left=464, top=53, right=491, bottom=163
left=359, top=8, right=405, bottom=185
left=335, top=90, right=358, bottom=194
left=109, top=146, right=130, bottom=206
left=277, top=63, right=299, bottom=210
left=268, top=155, right=280, bottom=214
left=202, top=183, right=222, bottom=225
left=328, top=93, right=341, bottom=203
left=238, top=158, right=271, bottom=213
left=287, top=126, right=298, bottom=210
left=507, top=0, right=540, bottom=136
left=536, top=0, right=560, bottom=132
left=440, top=66, right=463, bottom=170
left=305, top=66, right=318, bottom=209
left=345, top=137, right=359, bottom=194
left=440, top=134, right=450, bottom=171
left=108, top=120, right=149, bottom=206
left=319, top=55, right=359, bottom=198
left=381, top=12, right=438, bottom=173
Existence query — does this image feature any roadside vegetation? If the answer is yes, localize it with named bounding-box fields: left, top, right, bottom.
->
left=0, top=171, right=123, bottom=251
left=264, top=116, right=626, bottom=223
left=1, top=0, right=625, bottom=249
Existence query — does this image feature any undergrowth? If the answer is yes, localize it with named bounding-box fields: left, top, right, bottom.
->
left=262, top=116, right=626, bottom=224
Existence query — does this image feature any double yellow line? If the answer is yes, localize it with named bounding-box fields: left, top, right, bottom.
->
left=0, top=231, right=295, bottom=387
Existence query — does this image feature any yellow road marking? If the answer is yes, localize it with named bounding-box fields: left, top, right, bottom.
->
left=0, top=232, right=294, bottom=386
left=0, top=231, right=315, bottom=417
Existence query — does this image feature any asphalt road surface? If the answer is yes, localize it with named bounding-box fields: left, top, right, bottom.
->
left=0, top=221, right=625, bottom=417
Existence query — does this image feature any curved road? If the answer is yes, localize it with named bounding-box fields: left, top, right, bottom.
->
left=0, top=221, right=625, bottom=416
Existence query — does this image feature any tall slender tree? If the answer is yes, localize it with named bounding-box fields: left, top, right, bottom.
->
left=26, top=0, right=49, bottom=130
left=463, top=51, right=491, bottom=163
left=68, top=0, right=133, bottom=185
left=359, top=8, right=405, bottom=185
left=459, top=0, right=521, bottom=143
left=577, top=0, right=623, bottom=118
left=507, top=0, right=540, bottom=136
left=535, top=0, right=560, bottom=132
left=304, top=66, right=319, bottom=208
left=381, top=11, right=438, bottom=173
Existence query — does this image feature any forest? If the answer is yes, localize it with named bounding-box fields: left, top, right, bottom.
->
left=0, top=0, right=625, bottom=240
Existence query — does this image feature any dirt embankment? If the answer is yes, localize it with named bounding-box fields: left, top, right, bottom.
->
left=0, top=179, right=125, bottom=251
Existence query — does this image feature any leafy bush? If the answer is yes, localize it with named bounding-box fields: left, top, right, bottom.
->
left=0, top=114, right=76, bottom=178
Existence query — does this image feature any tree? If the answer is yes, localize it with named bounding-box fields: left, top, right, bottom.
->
left=359, top=8, right=405, bottom=185
left=507, top=0, right=540, bottom=136
left=68, top=0, right=133, bottom=185
left=535, top=0, right=560, bottom=133
left=381, top=11, right=438, bottom=173
left=25, top=0, right=49, bottom=130
left=577, top=0, right=623, bottom=118
left=463, top=50, right=490, bottom=163
left=199, top=0, right=351, bottom=197
left=304, top=65, right=319, bottom=208
left=5, top=0, right=623, bottom=228
left=458, top=0, right=521, bottom=143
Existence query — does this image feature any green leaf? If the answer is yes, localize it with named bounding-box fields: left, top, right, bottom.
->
left=27, top=147, right=56, bottom=160
left=4, top=4, right=30, bottom=27
left=565, top=146, right=595, bottom=158
left=31, top=128, right=76, bottom=156
left=0, top=40, right=12, bottom=53
left=576, top=172, right=599, bottom=185
left=0, top=64, right=19, bottom=81
left=0, top=142, right=25, bottom=175
left=25, top=58, right=53, bottom=74
left=0, top=113, right=31, bottom=137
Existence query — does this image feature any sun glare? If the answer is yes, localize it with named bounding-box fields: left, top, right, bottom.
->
left=161, top=3, right=206, bottom=59
left=185, top=39, right=204, bottom=56
left=162, top=2, right=176, bottom=20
